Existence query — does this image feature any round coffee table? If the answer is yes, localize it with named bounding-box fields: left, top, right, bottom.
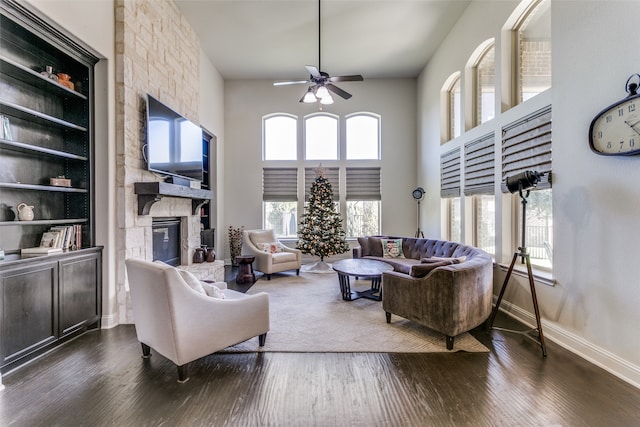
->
left=332, top=258, right=393, bottom=301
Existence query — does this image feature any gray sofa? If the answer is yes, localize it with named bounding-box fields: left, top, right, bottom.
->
left=354, top=236, right=493, bottom=350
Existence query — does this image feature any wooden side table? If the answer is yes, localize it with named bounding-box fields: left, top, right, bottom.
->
left=235, top=255, right=256, bottom=284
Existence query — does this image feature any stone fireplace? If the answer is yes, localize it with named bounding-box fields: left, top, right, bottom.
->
left=115, top=0, right=224, bottom=325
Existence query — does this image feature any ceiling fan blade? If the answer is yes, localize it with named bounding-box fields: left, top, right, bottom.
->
left=274, top=80, right=309, bottom=86
left=325, top=83, right=352, bottom=100
left=305, top=65, right=321, bottom=79
left=329, top=74, right=364, bottom=83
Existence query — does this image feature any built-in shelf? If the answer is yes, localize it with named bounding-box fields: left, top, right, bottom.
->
left=0, top=55, right=87, bottom=100
left=0, top=138, right=88, bottom=160
left=0, top=182, right=87, bottom=193
left=0, top=218, right=87, bottom=226
left=134, top=182, right=213, bottom=215
left=0, top=100, right=87, bottom=132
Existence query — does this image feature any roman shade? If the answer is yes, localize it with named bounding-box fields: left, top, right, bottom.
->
left=440, top=148, right=461, bottom=198
left=501, top=106, right=552, bottom=192
left=346, top=167, right=381, bottom=200
left=262, top=168, right=298, bottom=201
left=464, top=133, right=495, bottom=196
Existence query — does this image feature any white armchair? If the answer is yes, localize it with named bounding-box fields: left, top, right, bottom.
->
left=242, top=229, right=302, bottom=280
left=125, top=258, right=269, bottom=382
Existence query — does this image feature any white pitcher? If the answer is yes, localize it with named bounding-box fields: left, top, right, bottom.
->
left=17, top=203, right=34, bottom=221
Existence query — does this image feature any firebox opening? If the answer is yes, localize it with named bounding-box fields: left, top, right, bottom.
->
left=152, top=217, right=181, bottom=266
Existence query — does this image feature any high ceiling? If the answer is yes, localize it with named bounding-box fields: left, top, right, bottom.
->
left=175, top=0, right=471, bottom=81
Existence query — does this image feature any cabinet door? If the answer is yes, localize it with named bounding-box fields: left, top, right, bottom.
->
left=59, top=252, right=101, bottom=336
left=0, top=262, right=58, bottom=368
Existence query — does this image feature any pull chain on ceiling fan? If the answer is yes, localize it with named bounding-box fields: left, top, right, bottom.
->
left=273, top=0, right=364, bottom=104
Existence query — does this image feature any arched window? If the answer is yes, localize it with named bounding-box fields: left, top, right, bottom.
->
left=476, top=42, right=496, bottom=124
left=502, top=0, right=551, bottom=108
left=440, top=71, right=461, bottom=144
left=304, top=113, right=338, bottom=160
left=263, top=114, right=297, bottom=160
left=346, top=113, right=380, bottom=160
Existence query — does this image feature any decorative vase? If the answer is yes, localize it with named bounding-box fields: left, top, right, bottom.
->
left=205, top=246, right=216, bottom=262
left=193, top=247, right=205, bottom=264
left=17, top=203, right=34, bottom=221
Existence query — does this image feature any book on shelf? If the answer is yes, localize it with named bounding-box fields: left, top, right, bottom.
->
left=21, top=247, right=63, bottom=255
left=36, top=224, right=81, bottom=251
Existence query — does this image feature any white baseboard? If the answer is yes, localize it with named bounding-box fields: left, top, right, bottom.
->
left=496, top=299, right=640, bottom=389
left=100, top=313, right=119, bottom=329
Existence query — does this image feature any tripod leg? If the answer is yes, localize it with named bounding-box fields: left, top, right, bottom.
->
left=486, top=252, right=519, bottom=330
left=525, top=255, right=547, bottom=357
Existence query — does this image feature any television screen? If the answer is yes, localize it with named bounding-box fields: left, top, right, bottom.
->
left=146, top=94, right=203, bottom=182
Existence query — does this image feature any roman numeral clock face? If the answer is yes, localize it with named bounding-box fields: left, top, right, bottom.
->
left=589, top=93, right=640, bottom=156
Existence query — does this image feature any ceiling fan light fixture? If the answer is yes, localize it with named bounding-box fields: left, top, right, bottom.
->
left=303, top=87, right=317, bottom=103
left=315, top=85, right=330, bottom=99
left=320, top=94, right=334, bottom=105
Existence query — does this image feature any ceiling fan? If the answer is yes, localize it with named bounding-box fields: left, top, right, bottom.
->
left=273, top=0, right=364, bottom=104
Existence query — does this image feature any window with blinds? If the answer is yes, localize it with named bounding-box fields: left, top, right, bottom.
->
left=440, top=148, right=461, bottom=198
left=305, top=167, right=339, bottom=201
left=262, top=168, right=298, bottom=201
left=501, top=106, right=552, bottom=192
left=346, top=167, right=381, bottom=200
left=464, top=133, right=495, bottom=196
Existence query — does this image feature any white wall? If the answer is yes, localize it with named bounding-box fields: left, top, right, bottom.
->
left=223, top=79, right=417, bottom=261
left=418, top=0, right=640, bottom=387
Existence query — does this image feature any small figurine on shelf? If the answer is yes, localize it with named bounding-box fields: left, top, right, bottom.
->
left=57, top=73, right=74, bottom=90
left=40, top=65, right=58, bottom=82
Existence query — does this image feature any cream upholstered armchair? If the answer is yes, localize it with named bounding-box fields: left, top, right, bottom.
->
left=125, top=258, right=269, bottom=383
left=242, top=229, right=302, bottom=280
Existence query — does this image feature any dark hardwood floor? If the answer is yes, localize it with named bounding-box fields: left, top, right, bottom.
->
left=1, top=269, right=639, bottom=426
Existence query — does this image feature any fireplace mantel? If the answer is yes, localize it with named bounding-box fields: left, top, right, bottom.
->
left=134, top=182, right=213, bottom=215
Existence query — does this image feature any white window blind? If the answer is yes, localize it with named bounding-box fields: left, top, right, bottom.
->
left=305, top=167, right=339, bottom=201
left=262, top=168, right=298, bottom=201
left=501, top=106, right=552, bottom=192
left=464, top=133, right=495, bottom=196
left=346, top=167, right=381, bottom=200
left=440, top=148, right=461, bottom=198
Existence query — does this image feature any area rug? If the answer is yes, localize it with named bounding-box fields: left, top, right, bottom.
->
left=224, top=271, right=489, bottom=353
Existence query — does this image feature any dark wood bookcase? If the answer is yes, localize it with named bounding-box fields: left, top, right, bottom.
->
left=0, top=0, right=102, bottom=374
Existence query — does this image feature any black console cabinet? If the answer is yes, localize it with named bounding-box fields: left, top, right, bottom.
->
left=0, top=247, right=102, bottom=373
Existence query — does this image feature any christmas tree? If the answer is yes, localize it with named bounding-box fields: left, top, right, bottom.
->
left=297, top=167, right=350, bottom=271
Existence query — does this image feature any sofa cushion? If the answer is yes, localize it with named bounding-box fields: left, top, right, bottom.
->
left=272, top=252, right=297, bottom=264
left=368, top=237, right=384, bottom=257
left=357, top=237, right=371, bottom=257
left=421, top=256, right=466, bottom=264
left=409, top=260, right=458, bottom=278
left=381, top=238, right=405, bottom=259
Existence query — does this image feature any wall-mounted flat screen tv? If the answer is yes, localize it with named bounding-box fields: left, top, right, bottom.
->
left=146, top=94, right=203, bottom=182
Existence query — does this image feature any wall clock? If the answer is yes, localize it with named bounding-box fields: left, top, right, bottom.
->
left=589, top=74, right=640, bottom=156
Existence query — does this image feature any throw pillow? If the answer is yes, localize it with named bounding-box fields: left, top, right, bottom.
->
left=381, top=238, right=405, bottom=259
left=178, top=269, right=206, bottom=295
left=202, top=282, right=226, bottom=299
left=256, top=242, right=286, bottom=254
